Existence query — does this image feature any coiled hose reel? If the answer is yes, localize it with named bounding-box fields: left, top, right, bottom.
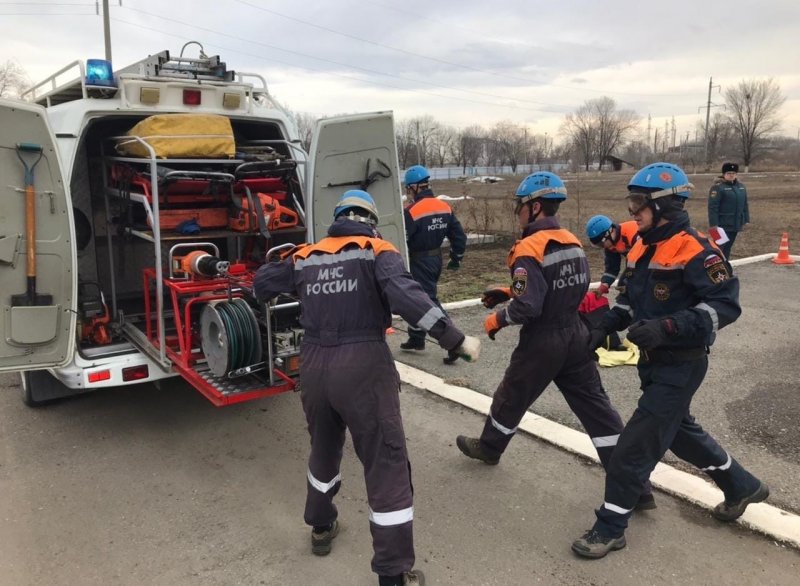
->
left=200, top=298, right=263, bottom=377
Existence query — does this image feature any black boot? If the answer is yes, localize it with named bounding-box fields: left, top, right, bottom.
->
left=400, top=338, right=425, bottom=351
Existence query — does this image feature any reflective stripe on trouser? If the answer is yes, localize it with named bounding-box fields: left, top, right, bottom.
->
left=407, top=256, right=444, bottom=341
left=594, top=358, right=761, bottom=537
left=301, top=341, right=414, bottom=576
left=479, top=318, right=627, bottom=468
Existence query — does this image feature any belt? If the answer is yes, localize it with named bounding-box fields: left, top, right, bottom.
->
left=409, top=248, right=441, bottom=260
left=302, top=328, right=385, bottom=347
left=640, top=347, right=708, bottom=364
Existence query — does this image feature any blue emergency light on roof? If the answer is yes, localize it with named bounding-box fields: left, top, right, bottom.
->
left=85, top=59, right=116, bottom=87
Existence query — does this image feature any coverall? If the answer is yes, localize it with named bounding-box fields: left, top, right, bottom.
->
left=708, top=177, right=750, bottom=258
left=254, top=218, right=465, bottom=576
left=600, top=220, right=639, bottom=288
left=479, top=216, right=638, bottom=475
left=592, top=211, right=762, bottom=537
left=403, top=189, right=466, bottom=344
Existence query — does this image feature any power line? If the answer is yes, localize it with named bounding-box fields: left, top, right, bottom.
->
left=112, top=8, right=573, bottom=113
left=236, top=0, right=695, bottom=99
left=109, top=16, right=560, bottom=115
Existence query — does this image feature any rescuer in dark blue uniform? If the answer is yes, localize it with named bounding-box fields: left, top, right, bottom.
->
left=254, top=190, right=480, bottom=586
left=401, top=165, right=467, bottom=359
left=573, top=163, right=769, bottom=559
left=454, top=172, right=654, bottom=510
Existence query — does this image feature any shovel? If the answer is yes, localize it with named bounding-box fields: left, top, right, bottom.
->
left=12, top=142, right=53, bottom=306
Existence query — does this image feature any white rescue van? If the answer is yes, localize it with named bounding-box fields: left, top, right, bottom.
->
left=0, top=45, right=407, bottom=407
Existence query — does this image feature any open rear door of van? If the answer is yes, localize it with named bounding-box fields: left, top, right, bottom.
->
left=0, top=99, right=77, bottom=372
left=307, top=111, right=408, bottom=263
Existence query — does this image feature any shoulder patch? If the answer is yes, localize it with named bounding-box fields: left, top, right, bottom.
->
left=704, top=253, right=730, bottom=283
left=709, top=190, right=718, bottom=198
left=511, top=267, right=527, bottom=297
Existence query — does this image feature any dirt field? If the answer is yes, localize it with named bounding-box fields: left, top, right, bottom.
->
left=437, top=171, right=799, bottom=301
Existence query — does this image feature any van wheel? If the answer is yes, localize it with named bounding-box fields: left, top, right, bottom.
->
left=20, top=371, right=69, bottom=407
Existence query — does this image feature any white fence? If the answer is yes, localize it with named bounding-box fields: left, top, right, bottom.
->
left=412, top=163, right=571, bottom=181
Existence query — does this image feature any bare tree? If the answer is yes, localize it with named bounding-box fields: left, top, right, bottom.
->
left=407, top=115, right=440, bottom=166
left=286, top=111, right=317, bottom=153
left=0, top=59, right=31, bottom=98
left=431, top=125, right=456, bottom=167
left=592, top=97, right=640, bottom=170
left=699, top=112, right=735, bottom=167
left=561, top=103, right=597, bottom=171
left=724, top=78, right=786, bottom=171
left=490, top=121, right=526, bottom=173
left=455, top=125, right=485, bottom=171
left=395, top=119, right=417, bottom=169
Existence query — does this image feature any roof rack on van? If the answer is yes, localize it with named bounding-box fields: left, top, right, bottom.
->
left=21, top=43, right=283, bottom=111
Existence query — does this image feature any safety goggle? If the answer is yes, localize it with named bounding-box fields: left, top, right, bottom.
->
left=626, top=193, right=650, bottom=217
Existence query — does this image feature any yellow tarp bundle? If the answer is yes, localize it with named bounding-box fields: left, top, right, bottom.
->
left=596, top=338, right=640, bottom=367
left=116, top=114, right=235, bottom=159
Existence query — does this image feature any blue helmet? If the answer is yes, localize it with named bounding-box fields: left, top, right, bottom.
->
left=627, top=162, right=693, bottom=200
left=586, top=215, right=614, bottom=244
left=403, top=165, right=430, bottom=187
left=333, top=189, right=379, bottom=224
left=515, top=171, right=567, bottom=205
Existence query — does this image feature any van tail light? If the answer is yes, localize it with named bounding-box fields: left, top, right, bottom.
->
left=88, top=370, right=111, bottom=383
left=122, top=365, right=149, bottom=382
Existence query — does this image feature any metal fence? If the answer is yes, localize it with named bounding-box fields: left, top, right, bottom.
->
left=416, top=163, right=570, bottom=181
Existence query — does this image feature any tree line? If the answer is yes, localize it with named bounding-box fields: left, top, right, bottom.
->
left=3, top=59, right=794, bottom=172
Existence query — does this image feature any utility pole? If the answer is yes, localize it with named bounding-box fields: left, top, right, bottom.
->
left=102, top=0, right=112, bottom=62
left=415, top=120, right=421, bottom=165
left=700, top=77, right=722, bottom=169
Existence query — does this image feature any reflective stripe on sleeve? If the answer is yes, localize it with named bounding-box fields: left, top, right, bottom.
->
left=695, top=302, right=719, bottom=332
left=603, top=501, right=633, bottom=515
left=602, top=272, right=617, bottom=281
left=701, top=453, right=731, bottom=472
left=369, top=506, right=414, bottom=526
left=417, top=306, right=445, bottom=331
left=307, top=469, right=342, bottom=494
left=490, top=415, right=517, bottom=436
left=592, top=434, right=620, bottom=448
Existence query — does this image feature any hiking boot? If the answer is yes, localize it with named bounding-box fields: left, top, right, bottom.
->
left=403, top=569, right=425, bottom=585
left=311, top=519, right=339, bottom=556
left=635, top=492, right=657, bottom=511
left=712, top=482, right=769, bottom=522
left=456, top=436, right=499, bottom=465
left=400, top=338, right=425, bottom=351
left=571, top=529, right=626, bottom=559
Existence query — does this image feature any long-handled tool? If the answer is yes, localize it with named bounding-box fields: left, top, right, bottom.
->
left=12, top=142, right=53, bottom=306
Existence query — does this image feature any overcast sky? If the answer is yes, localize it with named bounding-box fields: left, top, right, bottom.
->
left=2, top=0, right=799, bottom=143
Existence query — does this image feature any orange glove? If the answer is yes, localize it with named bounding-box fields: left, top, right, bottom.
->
left=481, top=286, right=512, bottom=309
left=594, top=283, right=610, bottom=298
left=484, top=313, right=502, bottom=340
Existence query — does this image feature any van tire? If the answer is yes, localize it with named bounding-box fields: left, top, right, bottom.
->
left=21, top=371, right=71, bottom=407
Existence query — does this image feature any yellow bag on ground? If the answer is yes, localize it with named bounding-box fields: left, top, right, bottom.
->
left=116, top=114, right=235, bottom=159
left=596, top=338, right=640, bottom=367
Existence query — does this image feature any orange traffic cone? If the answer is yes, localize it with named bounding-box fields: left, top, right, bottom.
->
left=772, top=232, right=795, bottom=265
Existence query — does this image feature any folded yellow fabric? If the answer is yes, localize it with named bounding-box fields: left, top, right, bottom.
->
left=596, top=338, right=640, bottom=367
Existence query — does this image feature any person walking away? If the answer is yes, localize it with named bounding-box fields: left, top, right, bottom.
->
left=708, top=162, right=749, bottom=258
left=574, top=162, right=768, bottom=559
left=254, top=189, right=480, bottom=586
left=455, top=171, right=655, bottom=510
left=401, top=165, right=467, bottom=361
left=585, top=214, right=639, bottom=298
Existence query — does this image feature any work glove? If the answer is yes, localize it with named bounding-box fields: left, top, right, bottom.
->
left=484, top=313, right=503, bottom=340
left=447, top=258, right=461, bottom=270
left=481, top=286, right=511, bottom=309
left=444, top=335, right=481, bottom=364
left=594, top=283, right=610, bottom=299
left=626, top=318, right=677, bottom=351
left=588, top=327, right=609, bottom=352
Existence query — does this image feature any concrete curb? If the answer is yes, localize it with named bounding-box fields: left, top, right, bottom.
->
left=395, top=361, right=800, bottom=550
left=441, top=254, right=798, bottom=312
